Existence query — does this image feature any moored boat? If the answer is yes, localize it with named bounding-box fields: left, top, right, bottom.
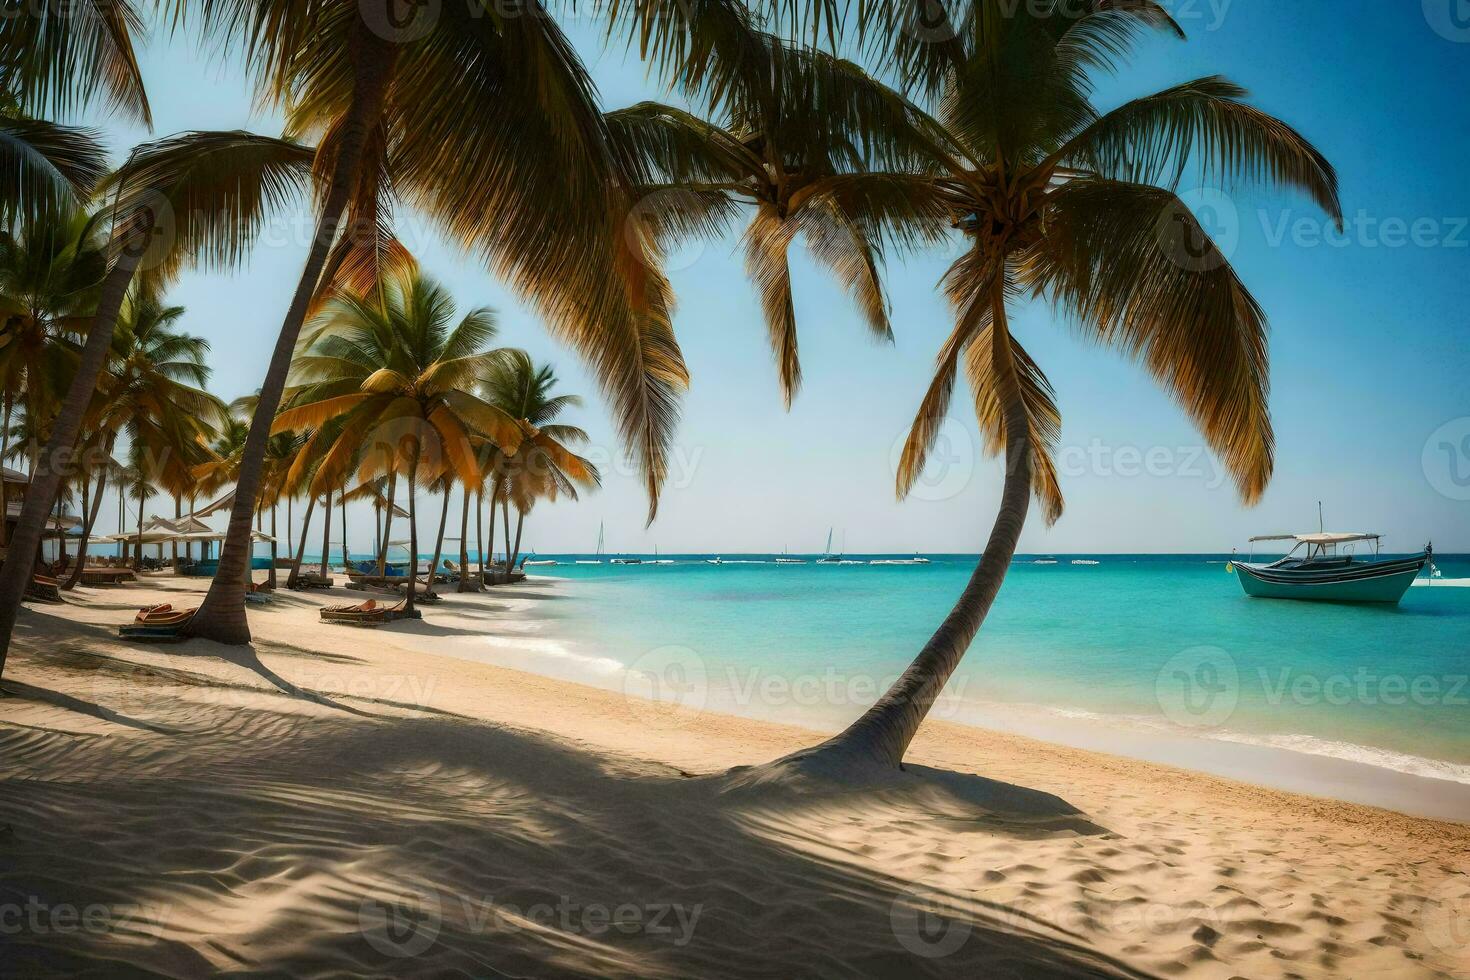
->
left=1233, top=533, right=1429, bottom=603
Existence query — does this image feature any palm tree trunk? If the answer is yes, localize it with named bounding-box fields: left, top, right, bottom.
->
left=457, top=489, right=474, bottom=592
left=426, top=485, right=450, bottom=594
left=501, top=495, right=513, bottom=585
left=184, top=30, right=396, bottom=644
left=377, top=470, right=396, bottom=577
left=339, top=486, right=350, bottom=571
left=0, top=393, right=12, bottom=549
left=476, top=488, right=487, bottom=584
left=172, top=494, right=181, bottom=568
left=805, top=284, right=1033, bottom=769
left=64, top=462, right=110, bottom=590
left=403, top=458, right=419, bottom=617
left=510, top=509, right=525, bottom=571
left=134, top=482, right=144, bottom=571
left=267, top=504, right=279, bottom=589
left=0, top=246, right=142, bottom=676
left=320, top=488, right=332, bottom=578
left=287, top=494, right=316, bottom=589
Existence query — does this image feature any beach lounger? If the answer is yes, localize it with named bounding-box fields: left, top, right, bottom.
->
left=133, top=604, right=197, bottom=626
left=120, top=605, right=196, bottom=641
left=288, top=572, right=335, bottom=590
left=319, top=598, right=420, bottom=626
left=24, top=575, right=64, bottom=604
left=80, top=566, right=136, bottom=585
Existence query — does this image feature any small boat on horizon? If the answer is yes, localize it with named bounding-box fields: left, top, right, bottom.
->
left=1072, top=559, right=1099, bottom=566
left=609, top=557, right=643, bottom=565
left=1232, top=532, right=1430, bottom=604
left=1033, top=556, right=1059, bottom=565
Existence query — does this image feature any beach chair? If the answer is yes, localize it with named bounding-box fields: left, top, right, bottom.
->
left=245, top=581, right=275, bottom=604
left=24, top=575, right=64, bottom=604
left=120, top=604, right=197, bottom=641
left=319, top=598, right=419, bottom=626
left=292, top=572, right=335, bottom=590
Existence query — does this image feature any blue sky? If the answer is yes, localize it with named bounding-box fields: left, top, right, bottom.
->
left=86, top=3, right=1469, bottom=554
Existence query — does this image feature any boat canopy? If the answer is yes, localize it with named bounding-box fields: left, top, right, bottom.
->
left=1248, top=532, right=1380, bottom=544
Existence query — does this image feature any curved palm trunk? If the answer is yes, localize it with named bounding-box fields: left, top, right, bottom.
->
left=806, top=287, right=1033, bottom=769
left=476, top=489, right=487, bottom=584
left=377, top=470, right=396, bottom=577
left=185, top=31, right=395, bottom=643
left=426, top=486, right=450, bottom=596
left=456, top=490, right=473, bottom=592
left=320, top=488, right=332, bottom=578
left=64, top=464, right=110, bottom=590
left=403, top=459, right=419, bottom=617
left=0, top=394, right=11, bottom=549
left=267, top=504, right=279, bottom=589
left=0, top=248, right=141, bottom=676
left=510, top=509, right=525, bottom=571
left=501, top=495, right=514, bottom=584
left=340, top=486, right=350, bottom=568
left=286, top=494, right=317, bottom=589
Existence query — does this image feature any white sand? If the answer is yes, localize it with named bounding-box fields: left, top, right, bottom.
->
left=1, top=574, right=1467, bottom=978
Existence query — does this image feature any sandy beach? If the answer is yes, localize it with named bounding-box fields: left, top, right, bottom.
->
left=2, top=575, right=1467, bottom=979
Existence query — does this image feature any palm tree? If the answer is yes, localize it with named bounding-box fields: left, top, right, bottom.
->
left=67, top=289, right=224, bottom=576
left=751, top=3, right=1341, bottom=773
left=183, top=0, right=691, bottom=643
left=0, top=0, right=145, bottom=226
left=271, top=270, right=524, bottom=617
left=605, top=22, right=948, bottom=406
left=482, top=351, right=600, bottom=579
left=0, top=207, right=110, bottom=545
left=0, top=131, right=316, bottom=678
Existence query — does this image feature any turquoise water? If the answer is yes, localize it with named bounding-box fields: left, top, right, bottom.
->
left=498, top=554, right=1470, bottom=783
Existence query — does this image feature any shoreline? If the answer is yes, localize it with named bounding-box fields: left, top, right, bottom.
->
left=4, top=575, right=1469, bottom=976
left=402, top=573, right=1470, bottom=822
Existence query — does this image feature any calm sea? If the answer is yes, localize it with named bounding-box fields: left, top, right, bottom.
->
left=485, top=553, right=1470, bottom=785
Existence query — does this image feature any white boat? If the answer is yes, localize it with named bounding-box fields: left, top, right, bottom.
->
left=1233, top=532, right=1430, bottom=603
left=1072, top=559, right=1099, bottom=566
left=706, top=556, right=723, bottom=565
left=523, top=559, right=557, bottom=567
left=775, top=557, right=805, bottom=564
left=1033, top=556, right=1059, bottom=565
left=577, top=522, right=605, bottom=564
left=815, top=528, right=844, bottom=564
left=610, top=557, right=643, bottom=565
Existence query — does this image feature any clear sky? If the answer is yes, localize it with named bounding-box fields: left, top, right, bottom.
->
left=83, top=3, right=1469, bottom=554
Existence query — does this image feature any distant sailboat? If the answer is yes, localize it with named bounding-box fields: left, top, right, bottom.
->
left=816, top=528, right=842, bottom=564
left=575, top=522, right=605, bottom=564
left=523, top=545, right=556, bottom=567
left=650, top=544, right=674, bottom=565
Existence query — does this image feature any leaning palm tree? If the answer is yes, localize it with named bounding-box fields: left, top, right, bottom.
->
left=0, top=207, right=110, bottom=544
left=756, top=3, right=1342, bottom=774
left=0, top=131, right=316, bottom=678
left=482, top=350, right=600, bottom=578
left=271, top=270, right=524, bottom=617
left=182, top=0, right=691, bottom=643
